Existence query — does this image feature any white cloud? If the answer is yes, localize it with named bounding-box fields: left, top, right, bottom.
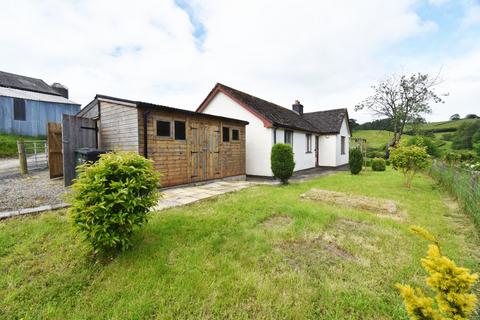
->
left=0, top=0, right=476, bottom=123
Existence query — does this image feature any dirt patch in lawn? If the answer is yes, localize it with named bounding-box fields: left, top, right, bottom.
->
left=262, top=215, right=293, bottom=228
left=301, top=188, right=401, bottom=219
left=278, top=236, right=357, bottom=271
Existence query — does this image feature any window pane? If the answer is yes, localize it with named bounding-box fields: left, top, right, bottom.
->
left=285, top=130, right=293, bottom=145
left=174, top=121, right=186, bottom=140
left=156, top=120, right=171, bottom=137
left=223, top=127, right=230, bottom=142
left=13, top=98, right=26, bottom=121
left=341, top=136, right=346, bottom=154
left=232, top=129, right=239, bottom=141
left=306, top=134, right=312, bottom=152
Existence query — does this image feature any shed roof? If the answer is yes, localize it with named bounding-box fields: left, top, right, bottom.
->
left=0, top=70, right=63, bottom=96
left=87, top=94, right=249, bottom=125
left=197, top=83, right=348, bottom=134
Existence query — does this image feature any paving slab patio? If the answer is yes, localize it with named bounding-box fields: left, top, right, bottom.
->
left=153, top=180, right=255, bottom=211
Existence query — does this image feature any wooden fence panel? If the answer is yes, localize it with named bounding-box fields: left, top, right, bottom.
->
left=62, top=115, right=97, bottom=186
left=47, top=122, right=63, bottom=178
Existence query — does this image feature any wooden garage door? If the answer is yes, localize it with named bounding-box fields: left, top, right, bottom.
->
left=189, top=122, right=221, bottom=183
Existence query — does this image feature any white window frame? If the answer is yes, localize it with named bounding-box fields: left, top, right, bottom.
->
left=306, top=134, right=312, bottom=153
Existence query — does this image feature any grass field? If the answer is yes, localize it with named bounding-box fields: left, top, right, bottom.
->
left=1, top=169, right=479, bottom=319
left=0, top=133, right=45, bottom=158
left=409, top=118, right=479, bottom=131
left=352, top=130, right=412, bottom=149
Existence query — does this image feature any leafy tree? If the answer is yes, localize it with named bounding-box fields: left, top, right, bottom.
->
left=473, top=131, right=480, bottom=156
left=397, top=226, right=478, bottom=320
left=452, top=121, right=480, bottom=150
left=271, top=144, right=295, bottom=184
left=355, top=73, right=446, bottom=146
left=450, top=113, right=460, bottom=121
left=70, top=152, right=160, bottom=254
left=348, top=118, right=360, bottom=130
left=349, top=147, right=363, bottom=174
left=356, top=118, right=394, bottom=131
left=390, top=144, right=430, bottom=188
left=406, top=136, right=440, bottom=158
left=465, top=114, right=478, bottom=119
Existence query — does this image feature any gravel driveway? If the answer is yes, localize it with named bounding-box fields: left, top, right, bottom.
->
left=0, top=170, right=67, bottom=211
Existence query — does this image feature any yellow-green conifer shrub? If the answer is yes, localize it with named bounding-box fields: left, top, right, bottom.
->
left=396, top=226, right=478, bottom=320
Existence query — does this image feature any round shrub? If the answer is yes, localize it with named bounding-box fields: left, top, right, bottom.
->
left=271, top=144, right=295, bottom=184
left=371, top=158, right=386, bottom=171
left=349, top=147, right=363, bottom=174
left=69, top=152, right=160, bottom=254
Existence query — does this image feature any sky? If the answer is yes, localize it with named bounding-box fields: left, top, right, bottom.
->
left=0, top=0, right=479, bottom=123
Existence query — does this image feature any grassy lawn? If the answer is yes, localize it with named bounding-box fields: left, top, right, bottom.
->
left=0, top=133, right=45, bottom=158
left=1, top=169, right=479, bottom=319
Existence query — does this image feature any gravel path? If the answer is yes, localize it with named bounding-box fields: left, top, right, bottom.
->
left=0, top=170, right=67, bottom=211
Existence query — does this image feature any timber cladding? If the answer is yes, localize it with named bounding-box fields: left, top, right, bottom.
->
left=80, top=96, right=247, bottom=188
left=138, top=107, right=246, bottom=187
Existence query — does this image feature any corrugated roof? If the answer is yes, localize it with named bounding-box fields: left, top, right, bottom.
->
left=198, top=83, right=348, bottom=134
left=0, top=87, right=79, bottom=105
left=92, top=94, right=249, bottom=124
left=0, top=70, right=63, bottom=96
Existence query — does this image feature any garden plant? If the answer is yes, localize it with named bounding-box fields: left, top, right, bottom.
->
left=390, top=144, right=429, bottom=187
left=271, top=143, right=295, bottom=184
left=69, top=152, right=160, bottom=254
left=397, top=226, right=478, bottom=320
left=371, top=158, right=386, bottom=171
left=349, top=147, right=363, bottom=174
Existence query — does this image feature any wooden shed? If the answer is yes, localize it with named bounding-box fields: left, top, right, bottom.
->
left=77, top=95, right=248, bottom=187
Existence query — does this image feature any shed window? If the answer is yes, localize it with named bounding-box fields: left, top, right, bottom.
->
left=222, top=127, right=230, bottom=142
left=174, top=121, right=186, bottom=140
left=284, top=130, right=293, bottom=145
left=306, top=134, right=312, bottom=153
left=156, top=120, right=171, bottom=137
left=232, top=129, right=239, bottom=141
left=341, top=136, right=346, bottom=154
left=13, top=98, right=26, bottom=121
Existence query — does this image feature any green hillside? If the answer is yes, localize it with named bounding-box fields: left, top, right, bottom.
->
left=352, top=130, right=411, bottom=149
left=406, top=118, right=479, bottom=132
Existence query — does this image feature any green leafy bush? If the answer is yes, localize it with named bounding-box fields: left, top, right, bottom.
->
left=271, top=144, right=295, bottom=184
left=69, top=152, right=160, bottom=254
left=365, top=159, right=372, bottom=167
left=371, top=158, right=386, bottom=171
left=390, top=145, right=430, bottom=188
left=444, top=151, right=461, bottom=165
left=385, top=159, right=391, bottom=166
left=349, top=147, right=363, bottom=174
left=367, top=150, right=385, bottom=159
left=406, top=136, right=440, bottom=158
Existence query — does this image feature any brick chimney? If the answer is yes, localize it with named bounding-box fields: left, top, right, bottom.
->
left=292, top=100, right=303, bottom=115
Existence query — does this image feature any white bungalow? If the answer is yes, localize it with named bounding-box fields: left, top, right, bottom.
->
left=197, top=83, right=351, bottom=177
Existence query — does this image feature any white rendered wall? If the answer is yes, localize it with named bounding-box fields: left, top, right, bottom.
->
left=273, top=128, right=316, bottom=171
left=200, top=92, right=273, bottom=176
left=335, top=118, right=350, bottom=166
left=318, top=134, right=337, bottom=166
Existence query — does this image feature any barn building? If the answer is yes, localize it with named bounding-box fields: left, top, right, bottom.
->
left=0, top=70, right=80, bottom=136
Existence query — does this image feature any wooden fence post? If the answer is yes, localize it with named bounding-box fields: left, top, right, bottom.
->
left=17, top=140, right=28, bottom=175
